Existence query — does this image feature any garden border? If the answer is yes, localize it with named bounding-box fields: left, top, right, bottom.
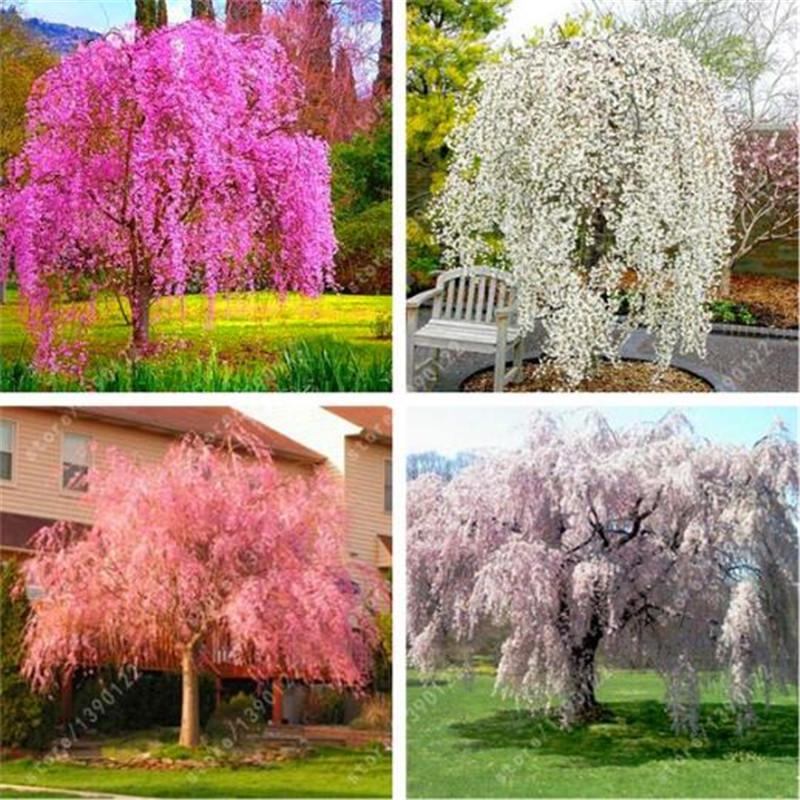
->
left=710, top=323, right=798, bottom=340
left=455, top=353, right=729, bottom=393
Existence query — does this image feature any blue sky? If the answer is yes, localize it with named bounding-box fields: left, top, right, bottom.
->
left=22, top=0, right=579, bottom=35
left=20, top=0, right=198, bottom=30
left=407, top=406, right=799, bottom=457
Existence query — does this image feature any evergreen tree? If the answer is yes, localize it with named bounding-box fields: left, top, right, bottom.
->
left=135, top=0, right=157, bottom=32
left=0, top=561, right=56, bottom=749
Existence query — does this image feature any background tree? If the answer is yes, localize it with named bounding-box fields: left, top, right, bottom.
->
left=0, top=22, right=336, bottom=372
left=0, top=7, right=57, bottom=177
left=331, top=108, right=391, bottom=293
left=0, top=6, right=57, bottom=304
left=0, top=561, right=56, bottom=749
left=135, top=0, right=158, bottom=31
left=726, top=124, right=798, bottom=292
left=406, top=0, right=511, bottom=289
left=587, top=0, right=797, bottom=124
left=373, top=0, right=391, bottom=100
left=21, top=430, right=382, bottom=748
left=433, top=31, right=734, bottom=386
left=263, top=0, right=384, bottom=142
left=408, top=411, right=798, bottom=730
left=156, top=0, right=168, bottom=27
left=226, top=0, right=262, bottom=32
left=191, top=0, right=216, bottom=20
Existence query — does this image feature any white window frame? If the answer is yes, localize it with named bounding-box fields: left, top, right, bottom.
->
left=61, top=432, right=92, bottom=494
left=0, top=419, right=17, bottom=486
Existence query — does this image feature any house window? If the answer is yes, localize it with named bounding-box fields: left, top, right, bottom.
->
left=384, top=459, right=392, bottom=512
left=0, top=420, right=15, bottom=481
left=62, top=433, right=91, bottom=492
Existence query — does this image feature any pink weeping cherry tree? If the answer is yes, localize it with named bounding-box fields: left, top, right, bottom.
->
left=0, top=21, right=336, bottom=372
left=20, top=430, right=382, bottom=747
left=408, top=411, right=798, bottom=732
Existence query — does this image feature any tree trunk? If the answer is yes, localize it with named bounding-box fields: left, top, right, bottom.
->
left=720, top=264, right=732, bottom=297
left=179, top=649, right=201, bottom=748
left=568, top=644, right=601, bottom=721
left=374, top=0, right=392, bottom=100
left=130, top=282, right=151, bottom=352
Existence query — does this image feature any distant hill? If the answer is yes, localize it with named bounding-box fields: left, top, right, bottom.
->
left=1, top=10, right=101, bottom=55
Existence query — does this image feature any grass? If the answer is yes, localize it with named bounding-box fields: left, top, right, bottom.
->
left=0, top=288, right=391, bottom=392
left=0, top=745, right=390, bottom=798
left=407, top=668, right=798, bottom=798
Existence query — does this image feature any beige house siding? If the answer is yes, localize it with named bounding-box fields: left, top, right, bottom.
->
left=0, top=408, right=314, bottom=532
left=343, top=436, right=391, bottom=566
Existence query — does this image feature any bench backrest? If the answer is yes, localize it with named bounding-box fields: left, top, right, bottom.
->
left=432, top=268, right=515, bottom=324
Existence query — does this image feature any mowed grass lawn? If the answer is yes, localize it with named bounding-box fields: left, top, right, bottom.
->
left=0, top=289, right=391, bottom=391
left=0, top=746, right=390, bottom=798
left=407, top=668, right=798, bottom=798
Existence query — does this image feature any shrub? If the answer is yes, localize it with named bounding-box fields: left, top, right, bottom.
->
left=709, top=299, right=758, bottom=325
left=72, top=669, right=215, bottom=734
left=303, top=687, right=346, bottom=725
left=406, top=217, right=440, bottom=294
left=0, top=561, right=57, bottom=750
left=373, top=612, right=392, bottom=694
left=349, top=694, right=391, bottom=731
left=331, top=107, right=391, bottom=295
left=335, top=201, right=392, bottom=294
left=205, top=691, right=265, bottom=742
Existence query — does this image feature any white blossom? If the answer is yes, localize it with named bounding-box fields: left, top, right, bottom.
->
left=432, top=31, right=735, bottom=386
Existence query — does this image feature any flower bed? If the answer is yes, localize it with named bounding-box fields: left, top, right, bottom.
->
left=462, top=360, right=712, bottom=392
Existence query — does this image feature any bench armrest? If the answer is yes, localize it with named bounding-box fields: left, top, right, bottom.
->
left=407, top=287, right=443, bottom=309
left=495, top=302, right=517, bottom=322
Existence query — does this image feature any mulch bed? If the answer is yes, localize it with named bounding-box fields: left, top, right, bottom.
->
left=725, top=274, right=798, bottom=328
left=463, top=361, right=712, bottom=393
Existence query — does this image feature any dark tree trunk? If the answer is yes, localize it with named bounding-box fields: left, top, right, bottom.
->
left=568, top=643, right=601, bottom=720
left=191, top=0, right=216, bottom=20
left=374, top=0, right=391, bottom=100
left=129, top=280, right=151, bottom=352
left=157, top=0, right=168, bottom=27
left=135, top=0, right=157, bottom=33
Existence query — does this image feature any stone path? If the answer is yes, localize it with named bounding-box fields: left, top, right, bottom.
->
left=409, top=313, right=798, bottom=392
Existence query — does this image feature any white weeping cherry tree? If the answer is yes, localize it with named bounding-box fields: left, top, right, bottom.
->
left=407, top=412, right=798, bottom=731
left=432, top=32, right=735, bottom=387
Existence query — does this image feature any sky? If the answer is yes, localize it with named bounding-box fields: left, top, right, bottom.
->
left=21, top=0, right=584, bottom=36
left=498, top=0, right=582, bottom=43
left=19, top=0, right=197, bottom=30
left=407, top=406, right=799, bottom=457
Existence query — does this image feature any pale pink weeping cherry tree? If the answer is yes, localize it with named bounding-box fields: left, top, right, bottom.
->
left=20, top=431, right=382, bottom=747
left=408, top=412, right=798, bottom=732
left=0, top=21, right=336, bottom=373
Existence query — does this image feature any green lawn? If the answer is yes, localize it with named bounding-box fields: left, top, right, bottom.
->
left=0, top=746, right=390, bottom=798
left=0, top=288, right=391, bottom=391
left=407, top=668, right=798, bottom=798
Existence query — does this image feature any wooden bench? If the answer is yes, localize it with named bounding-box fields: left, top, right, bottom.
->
left=407, top=267, right=523, bottom=392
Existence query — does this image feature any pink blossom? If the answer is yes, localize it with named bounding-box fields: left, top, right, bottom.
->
left=1, top=21, right=337, bottom=370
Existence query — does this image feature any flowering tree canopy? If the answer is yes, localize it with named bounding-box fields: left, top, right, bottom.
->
left=21, top=431, right=381, bottom=747
left=433, top=32, right=735, bottom=386
left=408, top=412, right=798, bottom=731
left=0, top=21, right=336, bottom=370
